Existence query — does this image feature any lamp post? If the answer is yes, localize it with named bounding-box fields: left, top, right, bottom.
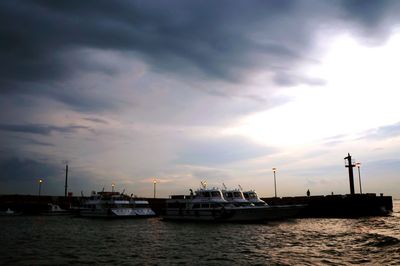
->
left=153, top=179, right=157, bottom=198
left=38, top=179, right=43, bottom=197
left=112, top=183, right=115, bottom=193
left=272, top=168, right=277, bottom=198
left=355, top=162, right=362, bottom=194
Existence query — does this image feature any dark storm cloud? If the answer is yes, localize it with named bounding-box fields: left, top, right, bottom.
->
left=340, top=0, right=393, bottom=27
left=0, top=123, right=91, bottom=136
left=0, top=157, right=60, bottom=188
left=13, top=136, right=55, bottom=147
left=49, top=85, right=121, bottom=112
left=0, top=0, right=301, bottom=87
left=0, top=156, right=99, bottom=195
left=338, top=0, right=400, bottom=43
left=2, top=0, right=400, bottom=107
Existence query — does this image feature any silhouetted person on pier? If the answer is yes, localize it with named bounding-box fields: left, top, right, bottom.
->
left=307, top=189, right=310, bottom=197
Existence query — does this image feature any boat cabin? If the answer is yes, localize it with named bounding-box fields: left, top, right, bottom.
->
left=243, top=190, right=268, bottom=206
left=223, top=189, right=254, bottom=207
left=166, top=187, right=229, bottom=210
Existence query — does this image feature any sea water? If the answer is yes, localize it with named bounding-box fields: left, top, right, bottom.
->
left=1, top=200, right=399, bottom=265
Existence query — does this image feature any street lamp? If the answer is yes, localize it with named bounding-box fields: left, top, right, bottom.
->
left=272, top=168, right=277, bottom=198
left=153, top=179, right=157, bottom=198
left=112, top=183, right=115, bottom=193
left=38, top=179, right=43, bottom=197
left=355, top=162, right=362, bottom=194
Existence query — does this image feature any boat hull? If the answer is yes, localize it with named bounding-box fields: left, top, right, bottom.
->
left=162, top=205, right=305, bottom=222
left=79, top=207, right=156, bottom=218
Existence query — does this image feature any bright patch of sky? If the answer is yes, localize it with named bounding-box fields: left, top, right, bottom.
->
left=225, top=31, right=400, bottom=148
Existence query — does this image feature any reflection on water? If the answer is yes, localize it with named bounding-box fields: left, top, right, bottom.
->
left=1, top=200, right=399, bottom=265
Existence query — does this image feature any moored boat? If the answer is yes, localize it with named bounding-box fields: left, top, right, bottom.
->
left=163, top=186, right=305, bottom=222
left=222, top=188, right=253, bottom=207
left=41, top=203, right=71, bottom=216
left=79, top=191, right=156, bottom=218
left=242, top=190, right=269, bottom=206
left=0, top=208, right=21, bottom=216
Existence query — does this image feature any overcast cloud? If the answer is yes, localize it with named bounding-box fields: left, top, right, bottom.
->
left=1, top=0, right=400, bottom=197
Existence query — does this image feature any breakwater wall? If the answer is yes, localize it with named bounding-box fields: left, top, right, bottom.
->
left=261, top=193, right=393, bottom=217
left=0, top=193, right=393, bottom=217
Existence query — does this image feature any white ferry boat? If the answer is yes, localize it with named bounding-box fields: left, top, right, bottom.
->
left=163, top=186, right=304, bottom=222
left=242, top=190, right=269, bottom=206
left=222, top=188, right=253, bottom=207
left=79, top=191, right=156, bottom=218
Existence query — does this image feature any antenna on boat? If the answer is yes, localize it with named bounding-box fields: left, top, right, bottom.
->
left=200, top=181, right=207, bottom=189
left=238, top=184, right=243, bottom=191
left=101, top=187, right=105, bottom=193
left=122, top=189, right=125, bottom=195
left=222, top=183, right=227, bottom=190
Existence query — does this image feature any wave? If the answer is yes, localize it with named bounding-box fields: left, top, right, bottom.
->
left=363, top=233, right=400, bottom=247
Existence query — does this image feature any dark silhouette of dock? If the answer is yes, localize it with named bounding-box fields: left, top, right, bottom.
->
left=261, top=193, right=392, bottom=217
left=0, top=153, right=394, bottom=218
left=0, top=193, right=392, bottom=218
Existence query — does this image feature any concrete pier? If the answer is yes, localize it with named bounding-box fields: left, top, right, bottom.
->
left=261, top=193, right=393, bottom=218
left=0, top=193, right=393, bottom=218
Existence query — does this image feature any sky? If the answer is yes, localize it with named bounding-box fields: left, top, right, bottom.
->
left=1, top=0, right=400, bottom=198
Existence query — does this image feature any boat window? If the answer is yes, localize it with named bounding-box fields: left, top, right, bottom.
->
left=243, top=192, right=249, bottom=199
left=227, top=192, right=233, bottom=198
left=233, top=192, right=242, bottom=198
left=201, top=204, right=209, bottom=208
left=193, top=204, right=200, bottom=208
left=202, top=192, right=211, bottom=197
left=211, top=191, right=221, bottom=197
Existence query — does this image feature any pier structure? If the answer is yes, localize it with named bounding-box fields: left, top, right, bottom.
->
left=344, top=153, right=356, bottom=195
left=0, top=193, right=393, bottom=217
left=0, top=153, right=394, bottom=218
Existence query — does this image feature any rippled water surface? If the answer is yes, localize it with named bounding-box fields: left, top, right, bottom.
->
left=1, top=200, right=399, bottom=265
